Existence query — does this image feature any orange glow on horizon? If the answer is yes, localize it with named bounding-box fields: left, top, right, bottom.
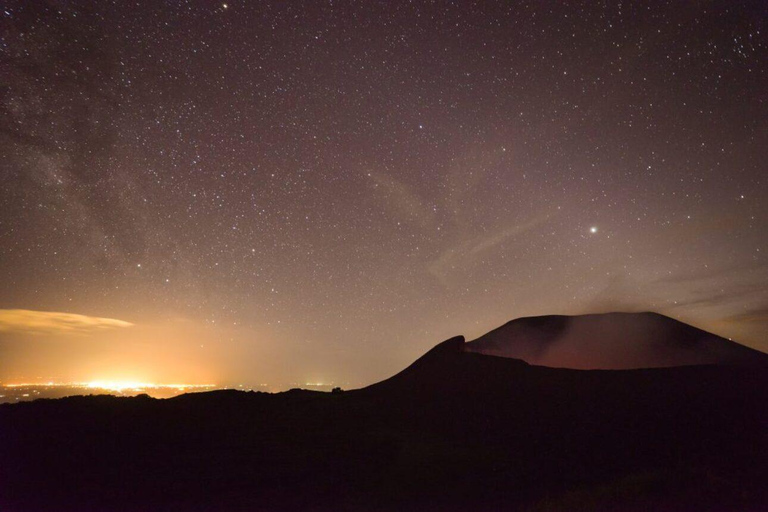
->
left=5, top=381, right=217, bottom=391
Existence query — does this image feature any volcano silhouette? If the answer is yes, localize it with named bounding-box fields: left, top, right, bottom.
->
left=2, top=312, right=767, bottom=512
left=465, top=311, right=768, bottom=369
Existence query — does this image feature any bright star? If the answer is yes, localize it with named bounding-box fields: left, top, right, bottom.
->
left=590, top=226, right=598, bottom=234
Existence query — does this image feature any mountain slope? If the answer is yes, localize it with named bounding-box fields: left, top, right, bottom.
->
left=2, top=323, right=767, bottom=511
left=465, top=311, right=768, bottom=369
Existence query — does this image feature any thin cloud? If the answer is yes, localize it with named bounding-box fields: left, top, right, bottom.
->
left=366, top=170, right=437, bottom=229
left=720, top=307, right=768, bottom=325
left=0, top=309, right=134, bottom=335
left=429, top=210, right=555, bottom=284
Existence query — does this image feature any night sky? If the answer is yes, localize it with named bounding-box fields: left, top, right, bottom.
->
left=1, top=0, right=767, bottom=388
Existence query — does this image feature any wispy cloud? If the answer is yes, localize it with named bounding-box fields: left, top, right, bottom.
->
left=366, top=171, right=437, bottom=229
left=429, top=210, right=555, bottom=284
left=720, top=307, right=768, bottom=325
left=0, top=309, right=134, bottom=335
left=583, top=262, right=768, bottom=313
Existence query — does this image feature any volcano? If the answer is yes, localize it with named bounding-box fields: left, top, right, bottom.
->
left=465, top=311, right=768, bottom=369
left=2, top=312, right=767, bottom=512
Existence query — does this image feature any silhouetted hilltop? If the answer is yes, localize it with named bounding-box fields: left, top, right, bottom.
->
left=466, top=311, right=768, bottom=369
left=2, top=319, right=767, bottom=512
left=360, top=335, right=537, bottom=400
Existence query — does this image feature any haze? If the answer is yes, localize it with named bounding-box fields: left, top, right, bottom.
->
left=1, top=1, right=767, bottom=389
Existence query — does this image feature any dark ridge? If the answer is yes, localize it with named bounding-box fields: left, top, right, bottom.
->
left=361, top=335, right=533, bottom=396
left=2, top=318, right=767, bottom=512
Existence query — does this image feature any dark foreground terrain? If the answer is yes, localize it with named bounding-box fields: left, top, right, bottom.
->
left=2, top=336, right=767, bottom=511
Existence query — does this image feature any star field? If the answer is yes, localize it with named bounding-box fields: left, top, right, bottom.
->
left=1, top=0, right=767, bottom=387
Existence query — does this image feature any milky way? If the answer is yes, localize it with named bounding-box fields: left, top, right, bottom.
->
left=1, top=1, right=766, bottom=387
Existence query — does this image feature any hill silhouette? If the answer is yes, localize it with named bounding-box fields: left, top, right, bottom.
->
left=466, top=311, right=768, bottom=369
left=1, top=314, right=767, bottom=511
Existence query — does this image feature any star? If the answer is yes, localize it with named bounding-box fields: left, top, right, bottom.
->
left=2, top=0, right=766, bottom=394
